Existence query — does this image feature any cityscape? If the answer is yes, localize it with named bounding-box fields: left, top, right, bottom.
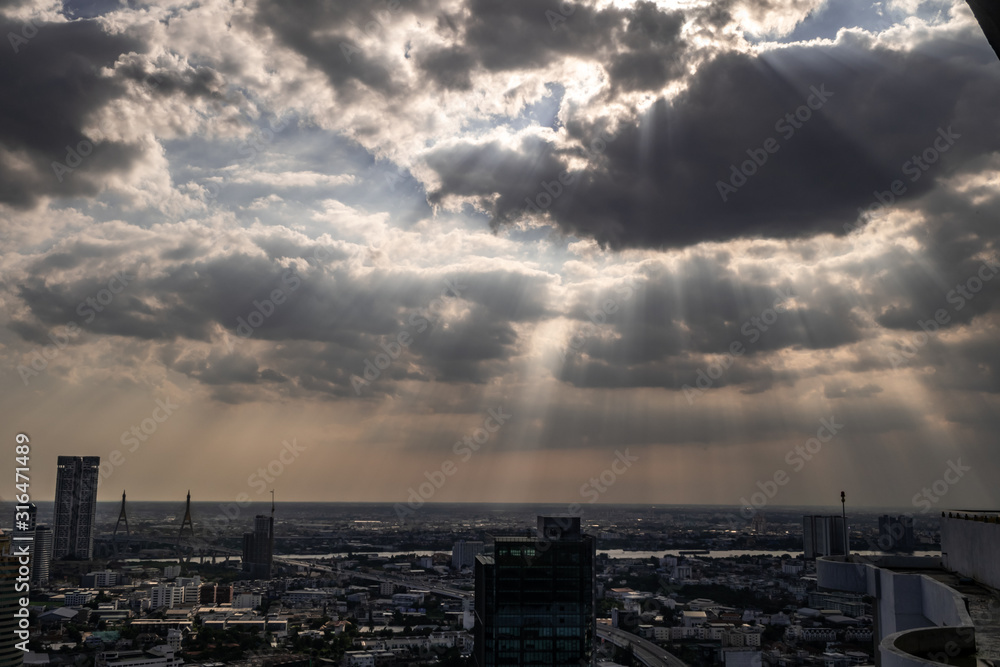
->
left=1, top=458, right=998, bottom=667
left=3, top=0, right=1000, bottom=667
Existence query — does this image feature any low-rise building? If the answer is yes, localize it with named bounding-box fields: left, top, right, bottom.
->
left=96, top=646, right=184, bottom=667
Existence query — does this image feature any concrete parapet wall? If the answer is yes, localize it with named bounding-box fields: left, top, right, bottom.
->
left=941, top=515, right=1000, bottom=590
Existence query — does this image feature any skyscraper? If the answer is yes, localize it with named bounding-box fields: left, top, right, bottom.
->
left=0, top=531, right=25, bottom=667
left=802, top=515, right=847, bottom=559
left=53, top=456, right=100, bottom=560
left=32, top=527, right=52, bottom=586
left=13, top=504, right=51, bottom=585
left=242, top=495, right=274, bottom=579
left=474, top=516, right=595, bottom=667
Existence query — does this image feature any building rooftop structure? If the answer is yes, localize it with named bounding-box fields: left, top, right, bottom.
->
left=817, top=511, right=1000, bottom=667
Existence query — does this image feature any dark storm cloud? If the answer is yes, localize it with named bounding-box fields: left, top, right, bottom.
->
left=862, top=179, right=1000, bottom=334
left=416, top=45, right=476, bottom=91
left=561, top=257, right=863, bottom=376
left=428, top=27, right=1000, bottom=249
left=0, top=16, right=144, bottom=207
left=115, top=54, right=236, bottom=104
left=8, top=244, right=553, bottom=398
left=886, top=312, right=1000, bottom=395
left=450, top=0, right=618, bottom=72
left=413, top=0, right=686, bottom=92
left=252, top=0, right=438, bottom=103
left=425, top=135, right=569, bottom=207
left=605, top=1, right=685, bottom=92
left=176, top=349, right=264, bottom=385
left=257, top=0, right=690, bottom=102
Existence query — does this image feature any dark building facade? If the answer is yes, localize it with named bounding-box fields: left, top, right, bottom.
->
left=215, top=584, right=233, bottom=604
left=242, top=513, right=274, bottom=579
left=878, top=514, right=916, bottom=552
left=53, top=456, right=100, bottom=560
left=474, top=516, right=595, bottom=667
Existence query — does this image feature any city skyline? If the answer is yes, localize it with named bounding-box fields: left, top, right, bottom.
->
left=3, top=0, right=1000, bottom=510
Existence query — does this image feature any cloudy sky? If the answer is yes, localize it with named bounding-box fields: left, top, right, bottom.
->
left=2, top=0, right=999, bottom=511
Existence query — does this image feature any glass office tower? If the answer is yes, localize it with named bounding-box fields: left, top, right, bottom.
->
left=475, top=516, right=595, bottom=667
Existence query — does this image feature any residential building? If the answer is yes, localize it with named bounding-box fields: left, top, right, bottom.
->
left=215, top=584, right=233, bottom=604
left=31, top=526, right=52, bottom=586
left=83, top=570, right=126, bottom=587
left=233, top=592, right=261, bottom=609
left=96, top=646, right=184, bottom=667
left=198, top=583, right=216, bottom=604
left=452, top=540, right=484, bottom=569
left=53, top=456, right=100, bottom=560
left=807, top=591, right=868, bottom=618
left=64, top=590, right=95, bottom=606
left=150, top=583, right=184, bottom=609
left=803, top=515, right=847, bottom=559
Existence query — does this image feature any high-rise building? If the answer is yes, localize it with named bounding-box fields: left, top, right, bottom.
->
left=452, top=540, right=485, bottom=569
left=12, top=504, right=50, bottom=586
left=242, top=498, right=274, bottom=580
left=53, top=456, right=100, bottom=560
left=802, top=515, right=847, bottom=559
left=0, top=531, right=25, bottom=667
left=878, top=514, right=916, bottom=552
left=474, top=516, right=595, bottom=667
left=32, top=526, right=52, bottom=586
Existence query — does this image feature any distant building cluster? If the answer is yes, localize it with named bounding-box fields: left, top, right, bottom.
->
left=4, top=457, right=996, bottom=667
